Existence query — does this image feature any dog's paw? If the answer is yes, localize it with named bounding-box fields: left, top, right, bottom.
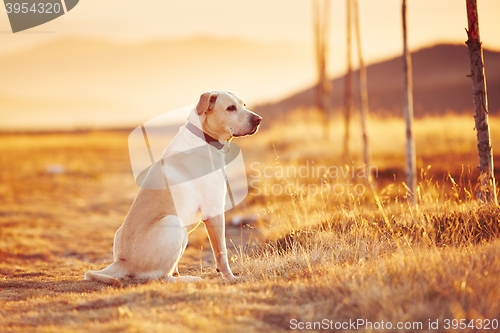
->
left=165, top=275, right=204, bottom=283
left=185, top=276, right=204, bottom=283
left=223, top=274, right=245, bottom=284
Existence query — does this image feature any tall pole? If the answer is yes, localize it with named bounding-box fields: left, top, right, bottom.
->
left=342, top=0, right=353, bottom=159
left=313, top=0, right=331, bottom=140
left=465, top=0, right=497, bottom=204
left=353, top=0, right=370, bottom=180
left=402, top=0, right=417, bottom=203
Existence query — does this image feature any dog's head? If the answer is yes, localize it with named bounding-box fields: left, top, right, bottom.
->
left=193, top=91, right=262, bottom=142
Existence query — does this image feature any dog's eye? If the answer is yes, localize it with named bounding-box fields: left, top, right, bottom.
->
left=226, top=105, right=237, bottom=112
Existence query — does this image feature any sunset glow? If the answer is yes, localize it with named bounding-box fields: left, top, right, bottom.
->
left=0, top=0, right=499, bottom=128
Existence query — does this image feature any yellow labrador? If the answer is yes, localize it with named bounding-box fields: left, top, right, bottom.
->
left=85, top=91, right=262, bottom=286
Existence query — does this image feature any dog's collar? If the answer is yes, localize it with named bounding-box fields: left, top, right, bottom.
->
left=185, top=121, right=226, bottom=151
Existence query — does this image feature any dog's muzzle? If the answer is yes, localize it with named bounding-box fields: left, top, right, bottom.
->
left=248, top=114, right=262, bottom=134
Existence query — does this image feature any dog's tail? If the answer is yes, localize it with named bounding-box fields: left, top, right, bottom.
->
left=84, top=262, right=126, bottom=287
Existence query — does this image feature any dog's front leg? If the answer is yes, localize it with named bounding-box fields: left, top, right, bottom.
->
left=203, top=214, right=235, bottom=280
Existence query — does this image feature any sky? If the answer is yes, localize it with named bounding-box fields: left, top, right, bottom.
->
left=1, top=0, right=499, bottom=65
left=0, top=0, right=499, bottom=129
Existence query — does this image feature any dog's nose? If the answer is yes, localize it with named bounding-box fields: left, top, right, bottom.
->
left=252, top=114, right=262, bottom=125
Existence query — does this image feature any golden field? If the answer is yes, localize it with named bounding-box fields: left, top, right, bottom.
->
left=1, top=114, right=500, bottom=332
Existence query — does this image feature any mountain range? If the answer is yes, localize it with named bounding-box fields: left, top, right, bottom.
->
left=0, top=38, right=498, bottom=131
left=254, top=44, right=500, bottom=122
left=0, top=36, right=312, bottom=130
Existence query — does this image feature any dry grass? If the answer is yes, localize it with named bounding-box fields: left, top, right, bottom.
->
left=1, top=115, right=500, bottom=332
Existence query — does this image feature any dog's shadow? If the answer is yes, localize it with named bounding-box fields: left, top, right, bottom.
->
left=0, top=277, right=107, bottom=299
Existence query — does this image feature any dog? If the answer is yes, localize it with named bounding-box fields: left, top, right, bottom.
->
left=84, top=91, right=262, bottom=286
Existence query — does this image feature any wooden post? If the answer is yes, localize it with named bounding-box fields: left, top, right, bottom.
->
left=342, top=0, right=353, bottom=158
left=353, top=0, right=370, bottom=180
left=465, top=0, right=497, bottom=204
left=313, top=0, right=332, bottom=140
left=402, top=0, right=417, bottom=203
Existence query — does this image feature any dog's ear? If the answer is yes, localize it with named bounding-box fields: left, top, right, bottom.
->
left=196, top=92, right=219, bottom=116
